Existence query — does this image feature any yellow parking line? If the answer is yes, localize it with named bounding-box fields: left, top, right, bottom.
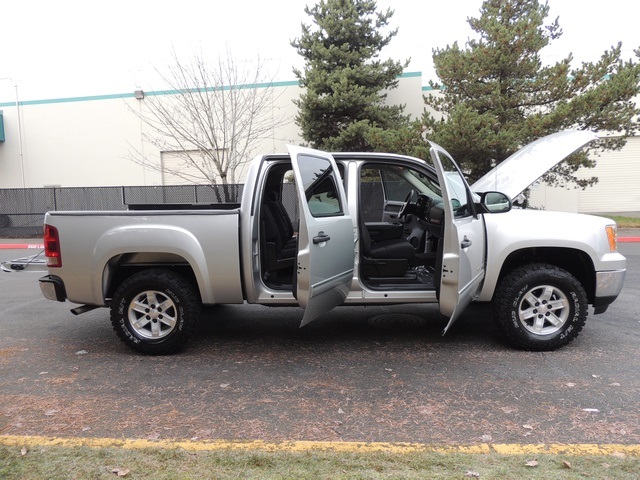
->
left=1, top=435, right=639, bottom=456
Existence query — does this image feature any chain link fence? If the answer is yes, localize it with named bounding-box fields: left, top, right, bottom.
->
left=0, top=184, right=245, bottom=238
left=0, top=181, right=383, bottom=238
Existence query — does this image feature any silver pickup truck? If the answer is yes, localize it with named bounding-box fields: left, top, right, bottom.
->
left=35, top=130, right=626, bottom=354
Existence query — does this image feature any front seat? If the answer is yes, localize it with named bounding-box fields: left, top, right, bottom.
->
left=359, top=215, right=415, bottom=276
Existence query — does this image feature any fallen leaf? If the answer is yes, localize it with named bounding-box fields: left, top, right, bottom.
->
left=522, top=424, right=534, bottom=430
left=465, top=471, right=480, bottom=478
left=562, top=460, right=572, bottom=469
left=525, top=459, right=538, bottom=467
left=20, top=447, right=27, bottom=456
left=220, top=383, right=229, bottom=388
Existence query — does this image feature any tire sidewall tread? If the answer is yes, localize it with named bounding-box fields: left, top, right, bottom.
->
left=494, top=263, right=588, bottom=351
left=110, top=269, right=200, bottom=355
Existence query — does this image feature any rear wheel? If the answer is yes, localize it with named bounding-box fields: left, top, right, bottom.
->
left=110, top=269, right=200, bottom=354
left=493, top=264, right=588, bottom=351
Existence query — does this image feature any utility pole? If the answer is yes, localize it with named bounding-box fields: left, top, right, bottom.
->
left=0, top=77, right=25, bottom=187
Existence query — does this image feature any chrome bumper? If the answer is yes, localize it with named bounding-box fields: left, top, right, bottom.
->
left=593, top=269, right=626, bottom=314
left=39, top=275, right=67, bottom=302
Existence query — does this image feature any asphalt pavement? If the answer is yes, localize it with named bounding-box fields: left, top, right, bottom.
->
left=0, top=243, right=638, bottom=446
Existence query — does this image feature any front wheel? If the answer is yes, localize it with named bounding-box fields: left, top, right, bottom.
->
left=110, top=269, right=200, bottom=354
left=493, top=264, right=588, bottom=351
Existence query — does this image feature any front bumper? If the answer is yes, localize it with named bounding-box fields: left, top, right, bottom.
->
left=593, top=269, right=626, bottom=314
left=39, top=275, right=67, bottom=302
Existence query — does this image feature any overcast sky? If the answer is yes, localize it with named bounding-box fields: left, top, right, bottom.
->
left=1, top=0, right=638, bottom=101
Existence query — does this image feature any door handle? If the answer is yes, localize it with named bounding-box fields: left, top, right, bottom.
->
left=461, top=236, right=472, bottom=248
left=313, top=231, right=331, bottom=244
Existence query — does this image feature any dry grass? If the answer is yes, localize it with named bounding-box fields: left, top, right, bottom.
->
left=2, top=444, right=640, bottom=479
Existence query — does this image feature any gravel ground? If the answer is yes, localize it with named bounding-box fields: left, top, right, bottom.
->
left=1, top=244, right=638, bottom=445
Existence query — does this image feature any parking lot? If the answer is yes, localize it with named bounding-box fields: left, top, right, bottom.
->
left=1, top=243, right=638, bottom=446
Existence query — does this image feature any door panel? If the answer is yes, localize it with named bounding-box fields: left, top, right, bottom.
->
left=429, top=143, right=486, bottom=334
left=381, top=202, right=403, bottom=223
left=286, top=145, right=355, bottom=327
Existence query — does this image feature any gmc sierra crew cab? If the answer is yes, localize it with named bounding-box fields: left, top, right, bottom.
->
left=35, top=130, right=626, bottom=354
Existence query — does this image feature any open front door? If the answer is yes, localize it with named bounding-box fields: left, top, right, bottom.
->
left=430, top=143, right=486, bottom=334
left=287, top=145, right=355, bottom=327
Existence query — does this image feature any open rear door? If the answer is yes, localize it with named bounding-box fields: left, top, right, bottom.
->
left=287, top=145, right=355, bottom=327
left=429, top=143, right=486, bottom=334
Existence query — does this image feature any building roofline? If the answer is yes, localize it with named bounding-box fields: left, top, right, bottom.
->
left=1, top=72, right=423, bottom=107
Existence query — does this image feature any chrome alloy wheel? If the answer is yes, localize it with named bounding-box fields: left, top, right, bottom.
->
left=127, top=290, right=178, bottom=339
left=517, top=284, right=570, bottom=335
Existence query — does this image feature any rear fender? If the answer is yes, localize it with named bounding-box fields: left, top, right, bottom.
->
left=95, top=225, right=214, bottom=304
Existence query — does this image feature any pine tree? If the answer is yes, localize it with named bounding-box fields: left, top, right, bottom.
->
left=423, top=0, right=640, bottom=187
left=292, top=0, right=409, bottom=151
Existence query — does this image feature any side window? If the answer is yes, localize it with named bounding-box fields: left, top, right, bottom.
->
left=437, top=152, right=472, bottom=219
left=379, top=169, right=414, bottom=202
left=360, top=164, right=443, bottom=222
left=297, top=154, right=343, bottom=217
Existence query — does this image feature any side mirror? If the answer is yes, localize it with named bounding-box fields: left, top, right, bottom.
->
left=480, top=191, right=511, bottom=213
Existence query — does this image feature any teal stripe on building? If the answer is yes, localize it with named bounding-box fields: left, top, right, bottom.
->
left=0, top=72, right=424, bottom=107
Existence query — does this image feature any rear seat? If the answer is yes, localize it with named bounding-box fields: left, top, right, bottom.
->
left=261, top=193, right=297, bottom=275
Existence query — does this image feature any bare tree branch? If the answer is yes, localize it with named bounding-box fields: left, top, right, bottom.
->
left=127, top=46, right=288, bottom=186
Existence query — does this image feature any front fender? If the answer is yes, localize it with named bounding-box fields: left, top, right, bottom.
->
left=478, top=209, right=624, bottom=302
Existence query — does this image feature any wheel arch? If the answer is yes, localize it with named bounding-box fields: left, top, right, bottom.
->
left=103, top=252, right=201, bottom=304
left=493, top=247, right=596, bottom=303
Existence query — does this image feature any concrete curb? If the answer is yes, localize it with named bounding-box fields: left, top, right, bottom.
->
left=0, top=243, right=44, bottom=249
left=1, top=434, right=639, bottom=456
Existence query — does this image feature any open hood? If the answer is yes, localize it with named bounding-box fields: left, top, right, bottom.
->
left=471, top=130, right=598, bottom=199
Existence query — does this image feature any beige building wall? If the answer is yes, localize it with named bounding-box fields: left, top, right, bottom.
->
left=1, top=72, right=638, bottom=214
left=0, top=74, right=424, bottom=189
left=528, top=135, right=640, bottom=214
left=0, top=82, right=307, bottom=188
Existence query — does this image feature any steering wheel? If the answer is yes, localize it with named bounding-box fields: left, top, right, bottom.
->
left=398, top=189, right=416, bottom=218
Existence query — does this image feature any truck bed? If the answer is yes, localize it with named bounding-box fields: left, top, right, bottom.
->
left=44, top=208, right=245, bottom=307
